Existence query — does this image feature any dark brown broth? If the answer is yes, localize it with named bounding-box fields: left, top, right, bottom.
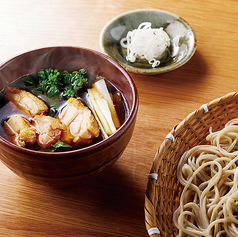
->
left=0, top=71, right=128, bottom=151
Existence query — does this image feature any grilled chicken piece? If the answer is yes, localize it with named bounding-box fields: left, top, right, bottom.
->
left=3, top=115, right=36, bottom=147
left=58, top=98, right=100, bottom=145
left=5, top=87, right=48, bottom=117
left=33, top=114, right=66, bottom=149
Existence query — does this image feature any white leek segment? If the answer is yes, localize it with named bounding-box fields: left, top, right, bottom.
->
left=93, top=79, right=121, bottom=128
left=86, top=93, right=108, bottom=139
left=87, top=86, right=118, bottom=136
left=120, top=22, right=170, bottom=68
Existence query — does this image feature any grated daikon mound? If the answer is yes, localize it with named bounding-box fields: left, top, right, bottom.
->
left=120, top=22, right=170, bottom=68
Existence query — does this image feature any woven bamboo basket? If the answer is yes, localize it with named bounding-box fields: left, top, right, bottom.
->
left=144, top=91, right=238, bottom=237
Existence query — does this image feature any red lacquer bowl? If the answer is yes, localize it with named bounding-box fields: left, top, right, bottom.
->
left=0, top=46, right=138, bottom=187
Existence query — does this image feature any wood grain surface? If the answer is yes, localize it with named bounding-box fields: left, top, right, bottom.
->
left=0, top=0, right=238, bottom=236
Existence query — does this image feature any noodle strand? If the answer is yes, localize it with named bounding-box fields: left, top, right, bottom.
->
left=174, top=119, right=238, bottom=236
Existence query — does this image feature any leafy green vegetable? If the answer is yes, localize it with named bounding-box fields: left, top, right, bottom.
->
left=23, top=68, right=88, bottom=98
left=22, top=68, right=88, bottom=112
left=22, top=75, right=36, bottom=86
left=37, top=68, right=62, bottom=96
left=62, top=84, right=77, bottom=98
left=52, top=140, right=72, bottom=149
left=61, top=69, right=88, bottom=98
left=37, top=140, right=72, bottom=152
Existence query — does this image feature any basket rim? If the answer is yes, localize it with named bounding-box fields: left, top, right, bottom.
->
left=144, top=91, right=238, bottom=237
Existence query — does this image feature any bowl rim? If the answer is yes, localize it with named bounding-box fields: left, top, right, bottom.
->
left=0, top=46, right=139, bottom=158
left=99, top=8, right=197, bottom=75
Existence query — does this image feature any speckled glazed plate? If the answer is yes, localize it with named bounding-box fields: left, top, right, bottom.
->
left=100, top=9, right=197, bottom=75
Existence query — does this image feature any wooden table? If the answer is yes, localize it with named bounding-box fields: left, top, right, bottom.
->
left=0, top=0, right=238, bottom=236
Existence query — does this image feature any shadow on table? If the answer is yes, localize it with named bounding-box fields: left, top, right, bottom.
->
left=47, top=162, right=147, bottom=236
left=131, top=50, right=208, bottom=91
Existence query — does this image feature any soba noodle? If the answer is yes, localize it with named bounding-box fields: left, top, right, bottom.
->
left=173, top=118, right=238, bottom=237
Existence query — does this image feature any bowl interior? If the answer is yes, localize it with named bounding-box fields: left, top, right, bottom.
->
left=100, top=9, right=197, bottom=75
left=0, top=46, right=138, bottom=154
left=0, top=46, right=138, bottom=186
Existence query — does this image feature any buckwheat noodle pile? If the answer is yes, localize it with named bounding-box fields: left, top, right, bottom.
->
left=173, top=118, right=238, bottom=237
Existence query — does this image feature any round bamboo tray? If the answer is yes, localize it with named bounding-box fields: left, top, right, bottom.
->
left=144, top=91, right=238, bottom=236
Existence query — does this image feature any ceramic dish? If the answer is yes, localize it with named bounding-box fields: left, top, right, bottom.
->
left=0, top=46, right=138, bottom=187
left=100, top=9, right=197, bottom=75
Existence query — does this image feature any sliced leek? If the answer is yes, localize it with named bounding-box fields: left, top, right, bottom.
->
left=93, top=79, right=120, bottom=128
left=87, top=87, right=116, bottom=136
left=87, top=92, right=108, bottom=139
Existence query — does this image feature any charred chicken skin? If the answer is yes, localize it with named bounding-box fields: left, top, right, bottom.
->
left=32, top=114, right=66, bottom=149
left=58, top=98, right=100, bottom=146
left=5, top=87, right=48, bottom=117
left=3, top=115, right=37, bottom=147
left=4, top=88, right=100, bottom=149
